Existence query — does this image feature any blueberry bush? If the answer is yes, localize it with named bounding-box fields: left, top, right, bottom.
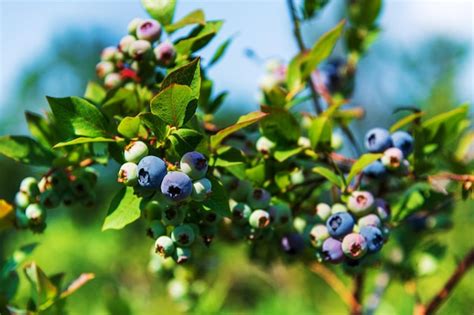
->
left=0, top=0, right=473, bottom=314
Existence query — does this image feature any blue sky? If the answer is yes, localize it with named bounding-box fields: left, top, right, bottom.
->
left=0, top=0, right=473, bottom=115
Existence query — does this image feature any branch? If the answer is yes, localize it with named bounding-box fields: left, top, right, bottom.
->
left=415, top=248, right=474, bottom=315
left=351, top=273, right=364, bottom=315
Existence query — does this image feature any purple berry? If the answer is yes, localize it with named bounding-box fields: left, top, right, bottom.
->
left=154, top=41, right=176, bottom=66
left=281, top=233, right=305, bottom=255
left=375, top=198, right=391, bottom=221
left=326, top=212, right=355, bottom=238
left=161, top=172, right=193, bottom=202
left=180, top=151, right=208, bottom=180
left=137, top=156, right=167, bottom=189
left=347, top=191, right=374, bottom=217
left=322, top=237, right=344, bottom=264
left=365, top=128, right=392, bottom=153
left=342, top=233, right=367, bottom=259
left=136, top=19, right=161, bottom=42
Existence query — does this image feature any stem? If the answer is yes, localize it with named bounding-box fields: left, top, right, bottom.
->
left=286, top=0, right=323, bottom=115
left=351, top=273, right=364, bottom=315
left=416, top=249, right=474, bottom=315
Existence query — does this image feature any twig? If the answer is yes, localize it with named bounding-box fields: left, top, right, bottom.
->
left=351, top=273, right=364, bottom=315
left=365, top=271, right=390, bottom=315
left=415, top=249, right=474, bottom=315
left=286, top=0, right=323, bottom=115
left=307, top=262, right=358, bottom=309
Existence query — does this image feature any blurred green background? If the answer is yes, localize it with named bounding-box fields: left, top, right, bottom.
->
left=0, top=0, right=473, bottom=314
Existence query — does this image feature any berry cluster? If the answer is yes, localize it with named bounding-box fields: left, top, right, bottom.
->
left=309, top=191, right=390, bottom=265
left=117, top=141, right=216, bottom=264
left=14, top=168, right=98, bottom=232
left=363, top=128, right=414, bottom=179
left=96, top=17, right=176, bottom=89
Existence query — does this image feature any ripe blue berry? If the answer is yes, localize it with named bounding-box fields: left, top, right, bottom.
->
left=358, top=214, right=382, bottom=228
left=347, top=191, right=374, bottom=217
left=365, top=128, right=393, bottom=153
left=342, top=233, right=367, bottom=259
left=155, top=236, right=175, bottom=258
left=230, top=202, right=252, bottom=223
left=309, top=224, right=329, bottom=248
left=381, top=147, right=404, bottom=170
left=281, top=233, right=305, bottom=255
left=375, top=198, right=391, bottom=221
left=247, top=188, right=271, bottom=209
left=161, top=172, right=193, bottom=202
left=322, top=237, right=344, bottom=264
left=326, top=212, right=355, bottom=238
left=136, top=19, right=161, bottom=42
left=117, top=162, right=138, bottom=186
left=191, top=178, right=212, bottom=201
left=171, top=224, right=195, bottom=247
left=129, top=40, right=152, bottom=59
left=137, top=156, right=167, bottom=189
left=154, top=41, right=176, bottom=66
left=391, top=130, right=414, bottom=157
left=147, top=220, right=166, bottom=239
left=249, top=209, right=271, bottom=229
left=124, top=141, right=149, bottom=163
left=315, top=203, right=332, bottom=221
left=180, top=152, right=208, bottom=180
left=363, top=160, right=387, bottom=179
left=25, top=204, right=46, bottom=225
left=360, top=226, right=384, bottom=253
left=173, top=247, right=192, bottom=264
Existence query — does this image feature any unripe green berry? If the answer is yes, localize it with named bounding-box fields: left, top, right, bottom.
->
left=15, top=192, right=30, bottom=209
left=124, top=141, right=149, bottom=163
left=40, top=190, right=62, bottom=209
left=171, top=224, right=195, bottom=247
left=173, top=247, right=192, bottom=264
left=161, top=207, right=185, bottom=226
left=309, top=224, right=329, bottom=248
left=25, top=204, right=46, bottom=225
left=117, top=162, right=139, bottom=186
left=49, top=171, right=69, bottom=193
left=101, top=46, right=117, bottom=62
left=96, top=61, right=114, bottom=79
left=249, top=209, right=271, bottom=229
left=191, top=178, right=212, bottom=201
left=230, top=202, right=252, bottom=223
left=19, top=177, right=40, bottom=197
left=268, top=203, right=292, bottom=225
left=256, top=136, right=276, bottom=155
left=247, top=188, right=271, bottom=209
left=316, top=202, right=332, bottom=221
left=104, top=73, right=122, bottom=89
left=331, top=203, right=348, bottom=214
left=119, top=35, right=136, bottom=54
left=127, top=18, right=143, bottom=34
left=155, top=236, right=175, bottom=258
left=147, top=220, right=166, bottom=239
left=129, top=40, right=151, bottom=59
left=297, top=136, right=311, bottom=148
left=228, top=179, right=252, bottom=202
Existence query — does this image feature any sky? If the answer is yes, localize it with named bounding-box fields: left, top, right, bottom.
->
left=0, top=0, right=473, bottom=115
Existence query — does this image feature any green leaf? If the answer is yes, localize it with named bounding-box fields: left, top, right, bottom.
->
left=101, top=88, right=142, bottom=118
left=274, top=147, right=304, bottom=163
left=84, top=81, right=106, bottom=104
left=47, top=96, right=109, bottom=138
left=313, top=166, right=343, bottom=188
left=117, top=116, right=141, bottom=138
left=168, top=128, right=203, bottom=158
left=151, top=84, right=196, bottom=127
left=260, top=107, right=300, bottom=143
left=390, top=112, right=424, bottom=132
left=286, top=53, right=307, bottom=93
left=209, top=37, right=232, bottom=67
left=301, top=20, right=345, bottom=79
left=346, top=153, right=383, bottom=185
left=53, top=137, right=115, bottom=149
left=102, top=187, right=141, bottom=231
left=202, top=176, right=230, bottom=217
left=139, top=113, right=168, bottom=141
left=0, top=136, right=54, bottom=166
left=24, top=263, right=58, bottom=308
left=210, top=111, right=268, bottom=148
left=175, top=21, right=223, bottom=56
left=141, top=0, right=176, bottom=26
left=214, top=146, right=245, bottom=167
left=422, top=104, right=469, bottom=140
left=245, top=163, right=266, bottom=186
left=165, top=9, right=205, bottom=34
left=1, top=243, right=37, bottom=278
left=207, top=91, right=228, bottom=113
left=25, top=111, right=55, bottom=149
left=348, top=0, right=382, bottom=27
left=161, top=58, right=201, bottom=100
left=302, top=0, right=330, bottom=19
left=309, top=116, right=332, bottom=151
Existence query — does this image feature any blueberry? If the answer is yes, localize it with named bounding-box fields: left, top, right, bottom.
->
left=309, top=224, right=329, bottom=248
left=290, top=169, right=305, bottom=185
left=322, top=238, right=344, bottom=264
left=319, top=58, right=345, bottom=93
left=365, top=128, right=393, bottom=153
left=360, top=226, right=384, bottom=253
left=117, top=162, right=138, bottom=186
left=315, top=203, right=332, bottom=221
left=39, top=190, right=62, bottom=209
left=249, top=209, right=271, bottom=229
left=128, top=40, right=152, bottom=60
left=297, top=136, right=311, bottom=148
left=104, top=73, right=122, bottom=89
left=137, top=156, right=167, bottom=189
left=230, top=202, right=252, bottom=223
left=62, top=192, right=76, bottom=206
left=119, top=35, right=136, bottom=54
left=358, top=214, right=382, bottom=228
left=268, top=203, right=292, bottom=225
left=19, top=177, right=40, bottom=197
left=347, top=191, right=374, bottom=217
left=342, top=233, right=367, bottom=259
left=154, top=236, right=175, bottom=258
left=25, top=204, right=46, bottom=225
left=161, top=206, right=185, bottom=226
left=180, top=151, right=208, bottom=180
left=96, top=61, right=114, bottom=79
left=381, top=147, right=404, bottom=170
left=124, top=141, right=149, bottom=163
left=191, top=178, right=212, bottom=201
left=247, top=188, right=271, bottom=209
left=171, top=224, right=195, bottom=247
left=154, top=41, right=176, bottom=67
left=70, top=177, right=90, bottom=197
left=127, top=17, right=143, bottom=34
left=391, top=131, right=414, bottom=157
left=281, top=233, right=305, bottom=255
left=202, top=211, right=221, bottom=226
left=326, top=212, right=355, bottom=238
left=15, top=192, right=30, bottom=209
left=101, top=46, right=117, bottom=62
left=49, top=171, right=69, bottom=193
left=161, top=172, right=193, bottom=202
left=375, top=198, right=391, bottom=221
left=228, top=179, right=252, bottom=201
left=173, top=247, right=192, bottom=264
left=256, top=136, right=276, bottom=155
left=363, top=160, right=387, bottom=179
left=136, top=19, right=161, bottom=42
left=331, top=203, right=348, bottom=214
left=147, top=220, right=166, bottom=239
left=331, top=132, right=343, bottom=151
